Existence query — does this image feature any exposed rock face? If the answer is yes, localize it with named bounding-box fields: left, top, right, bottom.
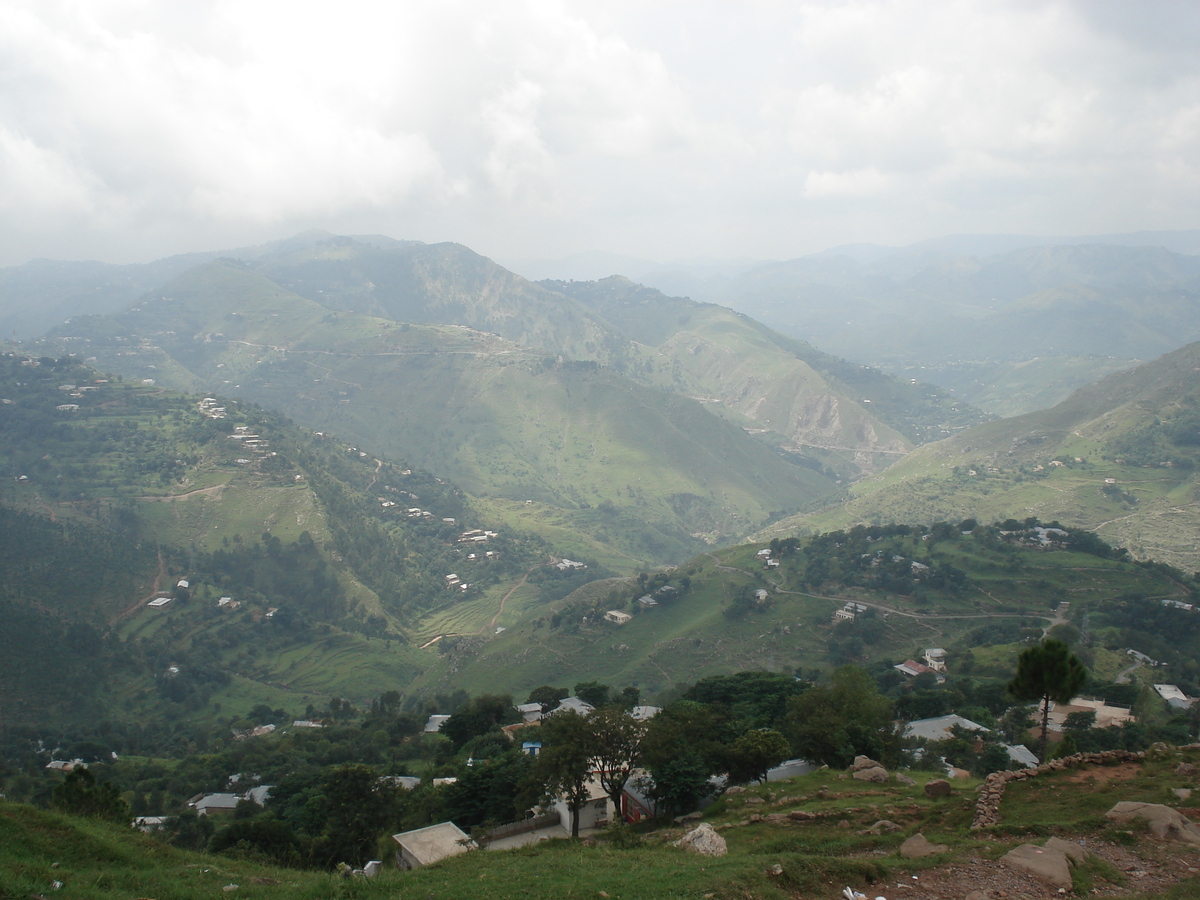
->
left=673, top=822, right=728, bottom=857
left=899, top=833, right=948, bottom=858
left=924, top=779, right=953, bottom=797
left=1002, top=844, right=1072, bottom=889
left=1106, top=801, right=1200, bottom=844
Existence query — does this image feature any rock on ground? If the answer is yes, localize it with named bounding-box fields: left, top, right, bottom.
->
left=673, top=822, right=728, bottom=857
left=1001, top=843, right=1072, bottom=889
left=1106, top=801, right=1200, bottom=844
left=899, top=832, right=948, bottom=858
left=924, top=779, right=953, bottom=797
left=852, top=766, right=889, bottom=783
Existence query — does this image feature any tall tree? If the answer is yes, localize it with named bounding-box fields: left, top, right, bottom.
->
left=1007, top=638, right=1088, bottom=763
left=781, top=666, right=899, bottom=767
left=533, top=710, right=595, bottom=838
left=51, top=767, right=130, bottom=823
left=586, top=706, right=648, bottom=814
left=724, top=729, right=791, bottom=784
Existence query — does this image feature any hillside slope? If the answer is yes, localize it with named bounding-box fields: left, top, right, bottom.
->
left=43, top=261, right=838, bottom=564
left=765, top=339, right=1200, bottom=571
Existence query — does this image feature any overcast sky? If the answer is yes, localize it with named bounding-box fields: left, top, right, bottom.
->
left=1, top=0, right=1198, bottom=266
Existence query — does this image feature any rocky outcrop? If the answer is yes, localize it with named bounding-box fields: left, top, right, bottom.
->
left=849, top=756, right=889, bottom=783
left=1001, top=843, right=1073, bottom=888
left=673, top=822, right=727, bottom=857
left=1106, top=802, right=1200, bottom=844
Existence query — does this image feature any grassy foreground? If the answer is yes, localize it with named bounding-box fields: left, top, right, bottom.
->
left=10, top=748, right=1200, bottom=900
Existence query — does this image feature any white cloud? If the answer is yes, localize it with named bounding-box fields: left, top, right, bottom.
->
left=0, top=0, right=1197, bottom=263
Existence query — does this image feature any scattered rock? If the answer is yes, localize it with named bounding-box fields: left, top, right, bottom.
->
left=899, top=833, right=948, bottom=858
left=673, top=822, right=728, bottom=857
left=222, top=886, right=239, bottom=894
left=788, top=810, right=817, bottom=821
left=837, top=819, right=852, bottom=829
left=1176, top=763, right=1199, bottom=777
left=249, top=876, right=281, bottom=884
left=1106, top=801, right=1200, bottom=844
left=744, top=796, right=765, bottom=804
left=725, top=786, right=747, bottom=795
left=924, top=779, right=953, bottom=797
left=1174, top=788, right=1193, bottom=801
left=765, top=863, right=783, bottom=877
left=748, top=813, right=762, bottom=823
left=965, top=892, right=990, bottom=900
left=895, top=773, right=917, bottom=786
left=1001, top=844, right=1072, bottom=889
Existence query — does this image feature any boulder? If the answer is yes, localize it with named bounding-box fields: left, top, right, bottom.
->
left=895, top=773, right=917, bottom=786
left=788, top=810, right=816, bottom=821
left=924, top=779, right=953, bottom=797
left=899, top=833, right=948, bottom=858
left=1043, top=837, right=1088, bottom=863
left=1176, top=763, right=1199, bottom=777
left=724, top=786, right=747, bottom=795
left=850, top=755, right=882, bottom=772
left=852, top=766, right=889, bottom=784
left=1001, top=843, right=1072, bottom=889
left=673, top=823, right=728, bottom=857
left=1174, top=788, right=1193, bottom=801
left=1106, top=801, right=1200, bottom=844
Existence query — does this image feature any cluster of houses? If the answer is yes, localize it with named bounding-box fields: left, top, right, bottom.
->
left=54, top=380, right=104, bottom=413
left=833, top=601, right=869, bottom=623
left=198, top=397, right=227, bottom=419
left=226, top=425, right=273, bottom=465
left=894, top=648, right=948, bottom=682
left=755, top=548, right=781, bottom=569
left=444, top=574, right=470, bottom=592
left=459, top=529, right=499, bottom=544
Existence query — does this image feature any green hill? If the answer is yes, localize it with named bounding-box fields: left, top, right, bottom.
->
left=763, top=339, right=1200, bottom=572
left=407, top=520, right=1195, bottom=702
left=42, top=259, right=841, bottom=563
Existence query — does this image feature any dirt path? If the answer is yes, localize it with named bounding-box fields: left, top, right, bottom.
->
left=417, top=567, right=535, bottom=649
left=1115, top=658, right=1143, bottom=684
left=365, top=459, right=383, bottom=493
left=137, top=484, right=226, bottom=502
left=109, top=550, right=169, bottom=630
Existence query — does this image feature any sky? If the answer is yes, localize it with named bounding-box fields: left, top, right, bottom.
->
left=1, top=0, right=1198, bottom=266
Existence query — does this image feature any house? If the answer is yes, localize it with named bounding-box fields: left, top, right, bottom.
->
left=217, top=596, right=235, bottom=607
left=292, top=720, right=324, bottom=728
left=1045, top=698, right=1135, bottom=731
left=903, top=715, right=1034, bottom=768
left=515, top=702, right=544, bottom=723
left=1154, top=685, right=1194, bottom=710
left=552, top=697, right=595, bottom=717
left=1127, top=649, right=1161, bottom=667
left=552, top=776, right=612, bottom=833
left=45, top=759, right=86, bottom=771
left=424, top=714, right=452, bottom=733
left=521, top=741, right=542, bottom=756
left=637, top=595, right=657, bottom=609
left=903, top=714, right=989, bottom=743
left=754, top=589, right=769, bottom=602
left=755, top=548, right=772, bottom=558
left=923, top=648, right=948, bottom=672
left=176, top=579, right=190, bottom=589
left=765, top=558, right=780, bottom=568
left=380, top=775, right=422, bottom=791
left=604, top=610, right=632, bottom=625
left=445, top=574, right=461, bottom=588
left=630, top=706, right=661, bottom=722
left=264, top=607, right=278, bottom=618
left=147, top=597, right=171, bottom=608
left=894, top=659, right=935, bottom=678
left=132, top=816, right=168, bottom=832
left=392, top=822, right=475, bottom=869
left=192, top=793, right=241, bottom=816
left=556, top=558, right=587, bottom=571
left=765, top=758, right=817, bottom=782
left=834, top=609, right=856, bottom=623
left=245, top=785, right=273, bottom=805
